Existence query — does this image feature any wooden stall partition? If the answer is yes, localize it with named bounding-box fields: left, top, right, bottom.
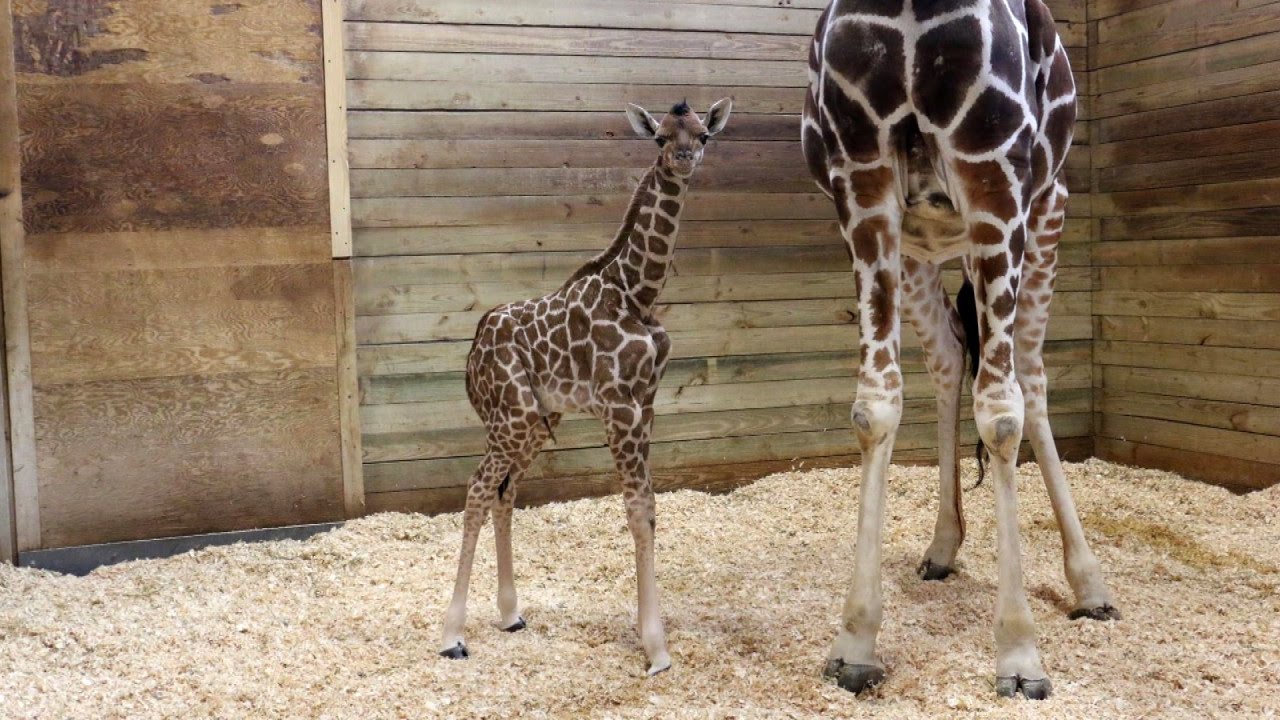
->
left=0, top=0, right=25, bottom=562
left=346, top=0, right=1095, bottom=515
left=9, top=0, right=346, bottom=549
left=1090, top=0, right=1280, bottom=490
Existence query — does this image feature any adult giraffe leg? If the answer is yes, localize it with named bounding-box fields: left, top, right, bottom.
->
left=901, top=257, right=967, bottom=580
left=1018, top=184, right=1118, bottom=621
left=823, top=166, right=904, bottom=695
left=440, top=447, right=514, bottom=658
left=956, top=157, right=1051, bottom=700
left=492, top=412, right=561, bottom=632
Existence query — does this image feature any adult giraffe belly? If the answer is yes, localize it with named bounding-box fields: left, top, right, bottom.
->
left=900, top=202, right=969, bottom=264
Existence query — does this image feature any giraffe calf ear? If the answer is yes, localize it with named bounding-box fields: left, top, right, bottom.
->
left=625, top=104, right=660, bottom=139
left=705, top=97, right=733, bottom=136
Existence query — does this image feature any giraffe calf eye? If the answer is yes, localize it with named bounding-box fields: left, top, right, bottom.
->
left=655, top=137, right=668, bottom=147
left=699, top=133, right=710, bottom=144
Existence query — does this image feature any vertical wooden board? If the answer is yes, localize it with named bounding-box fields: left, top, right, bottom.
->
left=323, top=0, right=352, bottom=258
left=334, top=259, right=365, bottom=517
left=0, top=0, right=37, bottom=553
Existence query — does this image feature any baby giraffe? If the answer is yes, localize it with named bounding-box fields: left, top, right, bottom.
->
left=439, top=98, right=733, bottom=676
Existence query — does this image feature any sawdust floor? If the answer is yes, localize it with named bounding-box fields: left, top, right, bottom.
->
left=2, top=459, right=1278, bottom=719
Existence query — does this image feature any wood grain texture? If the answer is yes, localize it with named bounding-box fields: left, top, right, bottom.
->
left=1, top=0, right=39, bottom=553
left=1092, top=0, right=1280, bottom=488
left=0, top=0, right=28, bottom=559
left=19, top=82, right=328, bottom=234
left=343, top=0, right=1098, bottom=507
left=34, top=368, right=343, bottom=548
left=334, top=259, right=365, bottom=518
left=12, top=0, right=345, bottom=547
left=323, top=0, right=352, bottom=258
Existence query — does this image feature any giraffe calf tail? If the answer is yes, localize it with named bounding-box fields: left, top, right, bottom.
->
left=955, top=278, right=987, bottom=489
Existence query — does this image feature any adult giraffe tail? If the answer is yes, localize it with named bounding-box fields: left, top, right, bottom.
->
left=955, top=278, right=986, bottom=488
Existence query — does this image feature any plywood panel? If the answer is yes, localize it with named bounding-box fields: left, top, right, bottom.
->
left=12, top=0, right=345, bottom=548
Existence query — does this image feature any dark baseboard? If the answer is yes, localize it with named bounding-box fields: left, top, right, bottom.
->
left=18, top=522, right=344, bottom=576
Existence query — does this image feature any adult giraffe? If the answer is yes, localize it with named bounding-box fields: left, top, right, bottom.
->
left=802, top=0, right=1118, bottom=699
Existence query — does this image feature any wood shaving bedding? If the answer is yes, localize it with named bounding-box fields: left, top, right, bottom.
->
left=2, top=459, right=1277, bottom=719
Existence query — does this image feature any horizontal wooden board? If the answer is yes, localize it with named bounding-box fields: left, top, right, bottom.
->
left=364, top=389, right=1093, bottom=464
left=1100, top=207, right=1280, bottom=242
left=1100, top=389, right=1280, bottom=439
left=344, top=22, right=811, bottom=61
left=357, top=320, right=1093, bottom=378
left=1094, top=120, right=1280, bottom=169
left=352, top=244, right=1092, bottom=290
left=350, top=138, right=801, bottom=170
left=347, top=51, right=808, bottom=87
left=1100, top=365, right=1280, bottom=409
left=1096, top=88, right=1280, bottom=144
left=1097, top=413, right=1280, bottom=467
left=1094, top=177, right=1280, bottom=218
left=351, top=217, right=1092, bottom=256
left=348, top=110, right=803, bottom=141
left=1095, top=0, right=1280, bottom=69
left=356, top=266, right=1093, bottom=316
left=1099, top=315, right=1280, bottom=351
left=363, top=413, right=1094, bottom=494
left=1095, top=29, right=1280, bottom=96
left=360, top=342, right=1094, bottom=406
left=345, top=0, right=824, bottom=34
left=1094, top=57, right=1280, bottom=118
left=1095, top=290, right=1280, bottom=323
left=349, top=79, right=806, bottom=113
left=364, top=434, right=1097, bottom=516
left=1095, top=438, right=1278, bottom=492
left=1096, top=264, right=1280, bottom=294
left=356, top=292, right=1092, bottom=344
left=350, top=164, right=817, bottom=198
left=1094, top=236, right=1280, bottom=266
left=1096, top=341, right=1280, bottom=379
left=1098, top=147, right=1280, bottom=193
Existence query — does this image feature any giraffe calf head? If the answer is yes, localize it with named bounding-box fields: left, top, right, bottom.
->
left=625, top=98, right=732, bottom=178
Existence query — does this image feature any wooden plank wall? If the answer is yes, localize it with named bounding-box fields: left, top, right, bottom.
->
left=345, top=0, right=1094, bottom=515
left=11, top=0, right=345, bottom=548
left=1090, top=0, right=1280, bottom=491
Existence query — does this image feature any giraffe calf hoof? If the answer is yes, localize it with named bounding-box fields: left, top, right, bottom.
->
left=1069, top=603, right=1121, bottom=622
left=823, top=659, right=885, bottom=695
left=995, top=675, right=1052, bottom=700
left=501, top=616, right=527, bottom=633
left=917, top=559, right=954, bottom=581
left=439, top=642, right=469, bottom=660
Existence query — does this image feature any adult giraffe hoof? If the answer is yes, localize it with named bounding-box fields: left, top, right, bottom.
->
left=823, top=659, right=885, bottom=695
left=501, top=616, right=527, bottom=632
left=439, top=642, right=469, bottom=660
left=917, top=558, right=954, bottom=581
left=995, top=675, right=1052, bottom=700
left=1069, top=603, right=1121, bottom=621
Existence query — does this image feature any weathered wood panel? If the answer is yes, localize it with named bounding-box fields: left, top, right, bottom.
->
left=12, top=0, right=344, bottom=548
left=348, top=0, right=1097, bottom=508
left=1091, top=0, right=1280, bottom=489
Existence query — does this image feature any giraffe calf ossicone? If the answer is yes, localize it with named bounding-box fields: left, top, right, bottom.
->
left=439, top=98, right=733, bottom=676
